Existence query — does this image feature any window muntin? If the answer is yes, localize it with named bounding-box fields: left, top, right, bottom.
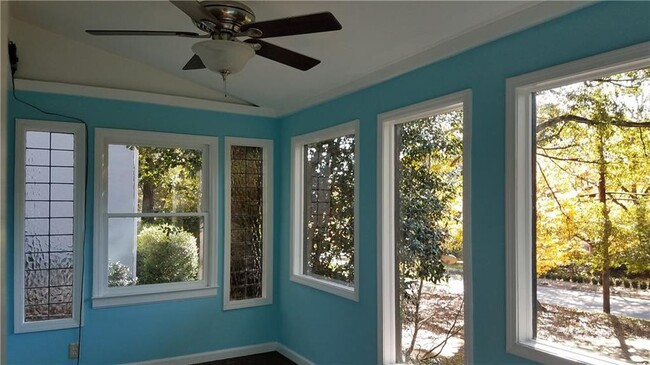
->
left=290, top=121, right=359, bottom=300
left=15, top=120, right=85, bottom=333
left=505, top=43, right=649, bottom=365
left=93, top=129, right=217, bottom=307
left=224, top=138, right=273, bottom=309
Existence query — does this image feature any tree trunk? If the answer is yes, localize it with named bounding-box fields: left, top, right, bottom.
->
left=142, top=179, right=155, bottom=213
left=598, top=131, right=612, bottom=314
left=405, top=277, right=425, bottom=359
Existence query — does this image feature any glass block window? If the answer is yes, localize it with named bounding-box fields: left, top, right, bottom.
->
left=290, top=121, right=358, bottom=301
left=15, top=120, right=85, bottom=333
left=224, top=138, right=272, bottom=309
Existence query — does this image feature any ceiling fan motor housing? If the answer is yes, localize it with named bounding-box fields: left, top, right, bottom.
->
left=198, top=1, right=255, bottom=36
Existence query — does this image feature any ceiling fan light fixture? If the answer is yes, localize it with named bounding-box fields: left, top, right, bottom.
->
left=191, top=39, right=254, bottom=74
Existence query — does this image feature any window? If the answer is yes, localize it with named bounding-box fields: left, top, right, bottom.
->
left=93, top=129, right=217, bottom=307
left=378, top=91, right=472, bottom=364
left=223, top=137, right=273, bottom=310
left=290, top=121, right=359, bottom=300
left=506, top=43, right=649, bottom=364
left=14, top=119, right=85, bottom=333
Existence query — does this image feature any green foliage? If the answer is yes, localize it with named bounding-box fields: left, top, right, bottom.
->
left=397, top=111, right=464, bottom=361
left=304, top=135, right=356, bottom=284
left=398, top=111, right=463, bottom=290
left=108, top=261, right=136, bottom=287
left=136, top=224, right=199, bottom=285
left=134, top=146, right=203, bottom=239
left=535, top=68, right=650, bottom=280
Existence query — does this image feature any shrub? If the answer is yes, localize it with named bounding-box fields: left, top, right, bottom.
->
left=631, top=280, right=639, bottom=289
left=591, top=277, right=599, bottom=285
left=136, top=224, right=199, bottom=285
left=623, top=279, right=631, bottom=288
left=640, top=282, right=648, bottom=290
left=614, top=278, right=622, bottom=287
left=108, top=261, right=136, bottom=287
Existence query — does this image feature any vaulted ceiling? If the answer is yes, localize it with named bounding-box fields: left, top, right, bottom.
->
left=9, top=1, right=589, bottom=116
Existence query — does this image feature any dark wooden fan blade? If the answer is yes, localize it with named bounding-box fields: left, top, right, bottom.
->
left=86, top=30, right=200, bottom=37
left=170, top=1, right=220, bottom=26
left=241, top=12, right=341, bottom=39
left=245, top=39, right=320, bottom=71
left=183, top=54, right=206, bottom=70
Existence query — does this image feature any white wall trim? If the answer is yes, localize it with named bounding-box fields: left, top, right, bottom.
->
left=223, top=137, right=274, bottom=311
left=505, top=42, right=650, bottom=365
left=124, top=342, right=314, bottom=365
left=289, top=120, right=360, bottom=302
left=13, top=79, right=277, bottom=118
left=92, top=128, right=219, bottom=308
left=276, top=343, right=315, bottom=365
left=377, top=90, right=472, bottom=364
left=277, top=1, right=592, bottom=116
left=13, top=119, right=86, bottom=333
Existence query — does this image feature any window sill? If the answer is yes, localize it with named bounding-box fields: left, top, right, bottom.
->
left=223, top=297, right=272, bottom=311
left=290, top=274, right=358, bottom=301
left=14, top=317, right=80, bottom=334
left=92, top=286, right=217, bottom=308
left=510, top=338, right=636, bottom=365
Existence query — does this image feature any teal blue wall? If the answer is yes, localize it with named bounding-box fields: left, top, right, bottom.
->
left=5, top=2, right=650, bottom=364
left=277, top=2, right=650, bottom=364
left=6, top=93, right=281, bottom=364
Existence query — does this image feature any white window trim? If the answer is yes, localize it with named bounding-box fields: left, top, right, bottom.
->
left=223, top=137, right=273, bottom=310
left=92, top=128, right=218, bottom=308
left=505, top=42, right=650, bottom=365
left=14, top=119, right=86, bottom=333
left=290, top=120, right=360, bottom=301
left=377, top=90, right=473, bottom=364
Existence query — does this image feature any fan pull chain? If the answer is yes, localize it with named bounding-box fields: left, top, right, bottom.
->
left=220, top=71, right=230, bottom=97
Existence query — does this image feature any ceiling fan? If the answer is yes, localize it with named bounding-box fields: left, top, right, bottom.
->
left=86, top=0, right=342, bottom=82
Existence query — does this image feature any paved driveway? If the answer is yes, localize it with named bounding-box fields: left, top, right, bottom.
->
left=537, top=285, right=650, bottom=320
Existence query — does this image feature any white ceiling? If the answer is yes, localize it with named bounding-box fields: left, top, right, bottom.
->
left=9, top=1, right=590, bottom=116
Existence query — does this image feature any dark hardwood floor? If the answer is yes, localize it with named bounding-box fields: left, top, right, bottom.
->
left=195, top=351, right=296, bottom=365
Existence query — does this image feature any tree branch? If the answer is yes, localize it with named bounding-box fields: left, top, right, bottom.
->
left=536, top=114, right=650, bottom=133
left=537, top=152, right=600, bottom=164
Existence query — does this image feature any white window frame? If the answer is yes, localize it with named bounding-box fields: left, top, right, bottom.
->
left=505, top=42, right=650, bottom=365
left=290, top=120, right=360, bottom=301
left=377, top=90, right=473, bottom=364
left=93, top=128, right=218, bottom=308
left=14, top=119, right=86, bottom=333
left=223, top=137, right=273, bottom=310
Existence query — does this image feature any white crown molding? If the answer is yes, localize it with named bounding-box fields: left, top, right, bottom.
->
left=277, top=1, right=593, bottom=117
left=13, top=78, right=278, bottom=118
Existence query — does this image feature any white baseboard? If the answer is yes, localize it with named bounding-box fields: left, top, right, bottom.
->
left=124, top=342, right=314, bottom=365
left=276, top=343, right=315, bottom=365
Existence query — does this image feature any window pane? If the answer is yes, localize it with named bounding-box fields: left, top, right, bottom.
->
left=107, top=216, right=204, bottom=287
left=303, top=134, right=355, bottom=285
left=229, top=146, right=264, bottom=301
left=107, top=144, right=203, bottom=214
left=22, top=131, right=76, bottom=322
left=534, top=68, right=650, bottom=363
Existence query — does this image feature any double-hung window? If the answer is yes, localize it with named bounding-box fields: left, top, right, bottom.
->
left=93, top=129, right=217, bottom=307
left=14, top=119, right=85, bottom=333
left=290, top=121, right=359, bottom=300
left=223, top=137, right=273, bottom=310
left=506, top=43, right=649, bottom=364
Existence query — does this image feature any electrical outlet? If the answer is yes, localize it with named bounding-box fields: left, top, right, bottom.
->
left=68, top=342, right=79, bottom=359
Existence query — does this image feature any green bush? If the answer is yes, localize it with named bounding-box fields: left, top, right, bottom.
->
left=108, top=261, right=136, bottom=287
left=640, top=281, right=648, bottom=290
left=136, top=224, right=199, bottom=285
